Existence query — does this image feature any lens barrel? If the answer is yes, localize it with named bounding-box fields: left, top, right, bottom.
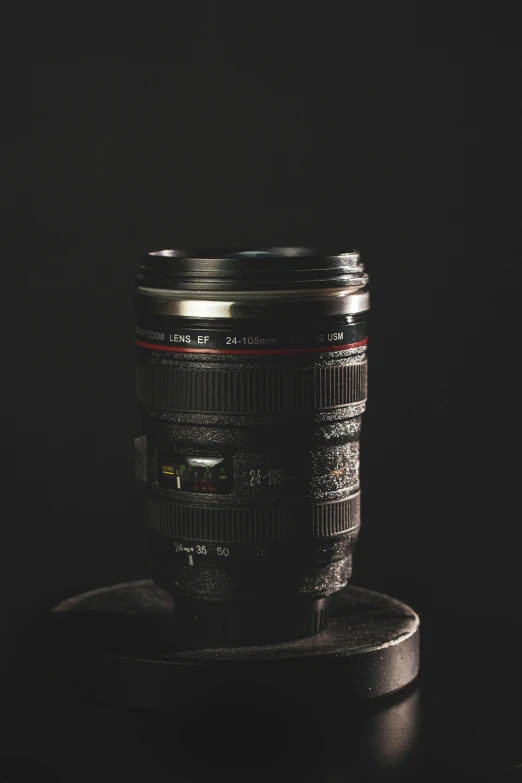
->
left=135, top=248, right=369, bottom=643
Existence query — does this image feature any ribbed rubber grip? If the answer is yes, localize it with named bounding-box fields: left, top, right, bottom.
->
left=145, top=493, right=360, bottom=541
left=137, top=360, right=367, bottom=413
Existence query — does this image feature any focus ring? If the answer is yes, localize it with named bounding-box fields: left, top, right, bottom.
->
left=145, top=493, right=360, bottom=542
left=137, top=361, right=367, bottom=413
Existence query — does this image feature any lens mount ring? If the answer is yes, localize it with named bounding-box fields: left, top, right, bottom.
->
left=137, top=287, right=370, bottom=319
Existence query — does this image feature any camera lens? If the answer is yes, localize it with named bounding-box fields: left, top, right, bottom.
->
left=135, top=248, right=369, bottom=643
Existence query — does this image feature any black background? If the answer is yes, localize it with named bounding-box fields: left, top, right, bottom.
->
left=5, top=7, right=522, bottom=779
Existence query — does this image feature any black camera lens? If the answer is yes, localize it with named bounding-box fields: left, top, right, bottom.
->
left=135, top=248, right=369, bottom=643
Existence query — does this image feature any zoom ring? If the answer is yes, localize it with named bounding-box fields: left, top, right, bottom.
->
left=137, top=360, right=367, bottom=413
left=145, top=493, right=360, bottom=542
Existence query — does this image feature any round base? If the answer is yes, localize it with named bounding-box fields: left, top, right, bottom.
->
left=51, top=580, right=420, bottom=709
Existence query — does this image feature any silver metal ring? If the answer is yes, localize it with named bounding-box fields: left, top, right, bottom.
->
left=137, top=286, right=370, bottom=319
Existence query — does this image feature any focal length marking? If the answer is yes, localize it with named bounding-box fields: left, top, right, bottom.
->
left=171, top=541, right=263, bottom=560
left=227, top=336, right=277, bottom=345
left=136, top=317, right=367, bottom=354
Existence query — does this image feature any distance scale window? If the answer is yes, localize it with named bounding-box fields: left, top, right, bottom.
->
left=157, top=451, right=233, bottom=494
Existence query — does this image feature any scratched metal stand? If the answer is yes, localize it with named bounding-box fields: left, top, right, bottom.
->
left=51, top=579, right=419, bottom=710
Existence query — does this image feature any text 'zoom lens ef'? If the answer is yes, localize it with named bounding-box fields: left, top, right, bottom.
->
left=135, top=248, right=369, bottom=643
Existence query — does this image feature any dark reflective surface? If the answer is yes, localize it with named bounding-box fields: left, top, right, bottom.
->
left=3, top=680, right=521, bottom=782
left=2, top=604, right=521, bottom=782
